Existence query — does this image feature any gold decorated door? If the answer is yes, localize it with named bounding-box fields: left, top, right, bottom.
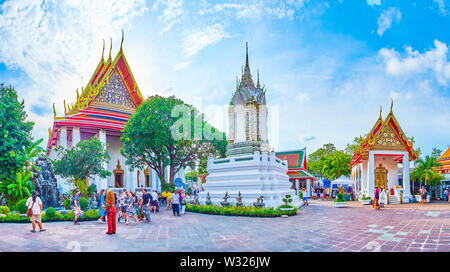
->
left=374, top=164, right=388, bottom=189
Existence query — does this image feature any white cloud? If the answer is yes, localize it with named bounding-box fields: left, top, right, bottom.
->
left=173, top=61, right=191, bottom=71
left=377, top=7, right=401, bottom=36
left=153, top=0, right=184, bottom=33
left=433, top=0, right=447, bottom=16
left=378, top=40, right=450, bottom=86
left=367, top=0, right=381, bottom=6
left=182, top=23, right=230, bottom=58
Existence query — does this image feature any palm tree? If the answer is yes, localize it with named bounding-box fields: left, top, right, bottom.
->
left=411, top=156, right=445, bottom=200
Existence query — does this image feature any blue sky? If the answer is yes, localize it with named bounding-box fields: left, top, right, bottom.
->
left=0, top=0, right=449, bottom=157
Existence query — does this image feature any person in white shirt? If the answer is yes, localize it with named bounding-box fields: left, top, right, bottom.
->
left=26, top=191, right=46, bottom=232
left=379, top=188, right=386, bottom=208
left=150, top=190, right=158, bottom=213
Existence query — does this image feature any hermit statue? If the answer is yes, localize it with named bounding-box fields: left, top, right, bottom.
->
left=253, top=195, right=265, bottom=208
left=205, top=192, right=212, bottom=205
left=236, top=191, right=243, bottom=207
left=220, top=192, right=231, bottom=207
left=33, top=157, right=62, bottom=208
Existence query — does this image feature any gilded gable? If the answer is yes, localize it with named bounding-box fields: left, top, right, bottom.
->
left=372, top=123, right=407, bottom=151
left=93, top=69, right=136, bottom=109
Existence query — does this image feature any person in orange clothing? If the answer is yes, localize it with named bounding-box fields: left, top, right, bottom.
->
left=105, top=190, right=117, bottom=235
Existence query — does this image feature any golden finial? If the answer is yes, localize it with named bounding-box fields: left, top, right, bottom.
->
left=48, top=127, right=52, bottom=139
left=245, top=42, right=249, bottom=67
left=109, top=37, right=112, bottom=60
left=63, top=100, right=67, bottom=115
left=236, top=76, right=239, bottom=90
left=120, top=29, right=124, bottom=52
left=390, top=98, right=393, bottom=113
left=379, top=105, right=382, bottom=119
left=102, top=39, right=105, bottom=61
left=257, top=69, right=260, bottom=87
left=52, top=103, right=56, bottom=119
left=76, top=88, right=79, bottom=99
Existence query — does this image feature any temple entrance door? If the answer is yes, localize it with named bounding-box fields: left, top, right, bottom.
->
left=113, top=160, right=124, bottom=188
left=144, top=167, right=150, bottom=188
left=374, top=164, right=388, bottom=190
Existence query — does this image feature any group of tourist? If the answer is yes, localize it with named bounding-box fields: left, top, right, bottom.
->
left=372, top=187, right=387, bottom=210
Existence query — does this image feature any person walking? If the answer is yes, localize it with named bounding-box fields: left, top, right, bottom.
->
left=118, top=189, right=128, bottom=223
left=26, top=191, right=46, bottom=233
left=421, top=186, right=427, bottom=205
left=180, top=189, right=187, bottom=215
left=98, top=189, right=106, bottom=223
left=172, top=190, right=181, bottom=216
left=126, top=191, right=139, bottom=224
left=373, top=187, right=380, bottom=210
left=141, top=189, right=152, bottom=222
left=151, top=190, right=158, bottom=213
left=379, top=188, right=386, bottom=209
left=302, top=188, right=309, bottom=206
left=447, top=188, right=450, bottom=203
left=105, top=190, right=117, bottom=235
left=72, top=189, right=82, bottom=225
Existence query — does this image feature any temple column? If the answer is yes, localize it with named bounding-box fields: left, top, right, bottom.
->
left=368, top=151, right=375, bottom=198
left=98, top=129, right=107, bottom=190
left=402, top=153, right=411, bottom=201
left=59, top=127, right=67, bottom=149
left=72, top=127, right=81, bottom=147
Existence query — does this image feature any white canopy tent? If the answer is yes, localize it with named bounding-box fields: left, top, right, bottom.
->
left=331, top=175, right=354, bottom=187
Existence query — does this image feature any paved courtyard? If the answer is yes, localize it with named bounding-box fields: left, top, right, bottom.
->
left=0, top=200, right=449, bottom=252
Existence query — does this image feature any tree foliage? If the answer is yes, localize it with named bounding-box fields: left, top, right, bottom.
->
left=121, top=95, right=226, bottom=184
left=430, top=147, right=443, bottom=159
left=52, top=138, right=111, bottom=193
left=0, top=84, right=34, bottom=179
left=308, top=143, right=352, bottom=180
left=411, top=155, right=445, bottom=198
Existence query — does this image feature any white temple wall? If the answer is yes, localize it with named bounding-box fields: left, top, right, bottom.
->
left=373, top=156, right=399, bottom=189
left=235, top=103, right=246, bottom=142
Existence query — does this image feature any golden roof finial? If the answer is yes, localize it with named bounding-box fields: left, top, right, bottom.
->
left=48, top=127, right=52, bottom=139
left=120, top=29, right=124, bottom=52
left=109, top=37, right=112, bottom=60
left=390, top=98, right=394, bottom=113
left=52, top=103, right=56, bottom=119
left=236, top=76, right=239, bottom=90
left=63, top=100, right=67, bottom=115
left=76, top=88, right=79, bottom=99
left=102, top=39, right=105, bottom=61
left=245, top=42, right=249, bottom=67
left=379, top=105, right=382, bottom=119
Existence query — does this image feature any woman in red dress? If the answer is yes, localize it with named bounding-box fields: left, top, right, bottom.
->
left=105, top=190, right=117, bottom=235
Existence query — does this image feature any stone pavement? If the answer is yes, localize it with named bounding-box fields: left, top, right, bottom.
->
left=0, top=200, right=448, bottom=252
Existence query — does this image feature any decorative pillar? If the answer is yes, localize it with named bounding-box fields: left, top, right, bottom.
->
left=59, top=126, right=67, bottom=148
left=402, top=152, right=411, bottom=202
left=368, top=151, right=375, bottom=199
left=98, top=129, right=107, bottom=190
left=72, top=127, right=81, bottom=147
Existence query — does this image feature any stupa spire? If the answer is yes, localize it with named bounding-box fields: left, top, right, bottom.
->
left=257, top=69, right=260, bottom=88
left=246, top=42, right=249, bottom=67
left=241, top=42, right=254, bottom=88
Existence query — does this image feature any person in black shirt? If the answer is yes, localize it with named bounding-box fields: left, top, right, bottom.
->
left=141, top=189, right=152, bottom=222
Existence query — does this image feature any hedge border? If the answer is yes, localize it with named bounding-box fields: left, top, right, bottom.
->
left=185, top=204, right=298, bottom=217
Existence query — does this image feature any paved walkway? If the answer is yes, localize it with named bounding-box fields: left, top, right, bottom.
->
left=0, top=200, right=449, bottom=252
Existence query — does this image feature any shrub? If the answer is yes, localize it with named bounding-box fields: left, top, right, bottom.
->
left=79, top=197, right=89, bottom=211
left=64, top=198, right=71, bottom=209
left=299, top=191, right=303, bottom=200
left=161, top=183, right=175, bottom=193
left=87, top=184, right=97, bottom=197
left=83, top=209, right=98, bottom=219
left=185, top=204, right=297, bottom=217
left=45, top=207, right=56, bottom=219
left=15, top=199, right=28, bottom=213
left=0, top=206, right=10, bottom=214
left=335, top=193, right=345, bottom=203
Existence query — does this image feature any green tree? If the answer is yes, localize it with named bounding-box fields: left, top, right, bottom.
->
left=345, top=136, right=364, bottom=155
left=411, top=155, right=445, bottom=199
left=430, top=148, right=443, bottom=159
left=308, top=143, right=352, bottom=180
left=121, top=95, right=226, bottom=185
left=0, top=171, right=33, bottom=205
left=52, top=138, right=111, bottom=195
left=0, top=84, right=34, bottom=179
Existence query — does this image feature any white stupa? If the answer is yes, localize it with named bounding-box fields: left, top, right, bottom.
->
left=199, top=43, right=298, bottom=208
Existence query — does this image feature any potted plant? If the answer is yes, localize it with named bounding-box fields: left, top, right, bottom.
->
left=335, top=193, right=346, bottom=208
left=360, top=194, right=372, bottom=205
left=280, top=194, right=295, bottom=211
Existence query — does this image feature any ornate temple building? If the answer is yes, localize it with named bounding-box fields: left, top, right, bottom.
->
left=350, top=101, right=419, bottom=203
left=200, top=43, right=298, bottom=208
left=47, top=33, right=183, bottom=193
left=436, top=147, right=450, bottom=192
left=276, top=148, right=316, bottom=197
left=226, top=43, right=270, bottom=156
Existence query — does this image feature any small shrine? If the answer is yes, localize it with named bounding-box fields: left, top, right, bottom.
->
left=350, top=101, right=419, bottom=203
